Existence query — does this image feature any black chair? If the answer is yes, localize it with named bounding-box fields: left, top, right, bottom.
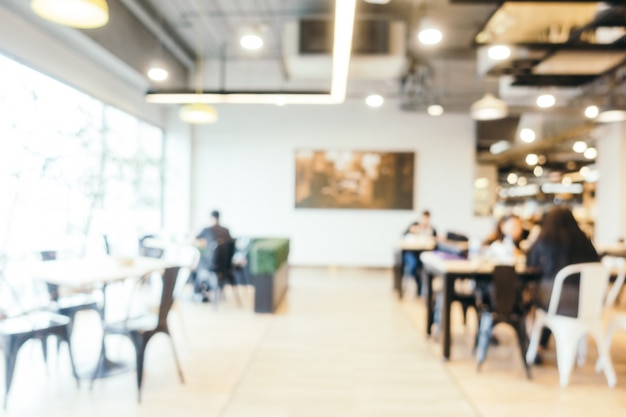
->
left=96, top=266, right=184, bottom=402
left=475, top=265, right=531, bottom=378
left=40, top=251, right=101, bottom=341
left=0, top=272, right=79, bottom=409
left=201, top=240, right=242, bottom=306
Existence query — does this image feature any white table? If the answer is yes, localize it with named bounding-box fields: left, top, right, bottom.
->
left=21, top=256, right=176, bottom=379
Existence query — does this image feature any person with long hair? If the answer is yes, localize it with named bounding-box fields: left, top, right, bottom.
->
left=526, top=206, right=599, bottom=356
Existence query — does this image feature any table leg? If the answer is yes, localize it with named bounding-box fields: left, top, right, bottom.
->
left=442, top=273, right=454, bottom=361
left=424, top=270, right=434, bottom=336
left=393, top=249, right=404, bottom=298
left=87, top=282, right=131, bottom=383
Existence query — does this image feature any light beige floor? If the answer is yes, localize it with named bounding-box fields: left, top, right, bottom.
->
left=2, top=267, right=626, bottom=416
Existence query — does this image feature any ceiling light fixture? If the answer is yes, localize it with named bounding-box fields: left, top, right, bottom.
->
left=365, top=94, right=384, bottom=108
left=525, top=153, right=539, bottom=165
left=490, top=140, right=510, bottom=154
left=146, top=0, right=355, bottom=105
left=536, top=94, right=555, bottom=108
left=584, top=105, right=599, bottom=119
left=179, top=103, right=218, bottom=124
left=520, top=128, right=535, bottom=143
left=507, top=172, right=518, bottom=185
left=418, top=17, right=443, bottom=45
left=470, top=93, right=508, bottom=120
left=427, top=104, right=444, bottom=116
left=147, top=65, right=168, bottom=82
left=584, top=147, right=598, bottom=159
left=487, top=45, right=511, bottom=60
left=596, top=108, right=626, bottom=123
left=240, top=34, right=264, bottom=50
left=572, top=141, right=587, bottom=153
left=533, top=166, right=544, bottom=177
left=31, top=0, right=109, bottom=28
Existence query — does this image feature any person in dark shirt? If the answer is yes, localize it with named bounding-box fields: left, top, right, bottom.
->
left=194, top=210, right=232, bottom=299
left=526, top=206, right=599, bottom=356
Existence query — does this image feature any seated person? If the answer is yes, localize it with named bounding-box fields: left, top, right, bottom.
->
left=402, top=210, right=437, bottom=294
left=484, top=214, right=525, bottom=264
left=194, top=210, right=232, bottom=300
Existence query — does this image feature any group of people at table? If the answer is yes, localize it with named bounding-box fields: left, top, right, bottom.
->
left=401, top=206, right=613, bottom=364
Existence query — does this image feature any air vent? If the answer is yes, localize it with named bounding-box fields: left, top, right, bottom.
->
left=299, top=19, right=391, bottom=55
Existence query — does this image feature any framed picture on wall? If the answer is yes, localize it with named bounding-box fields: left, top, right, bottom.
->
left=295, top=149, right=414, bottom=210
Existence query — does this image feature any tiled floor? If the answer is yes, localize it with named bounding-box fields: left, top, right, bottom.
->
left=2, top=267, right=626, bottom=416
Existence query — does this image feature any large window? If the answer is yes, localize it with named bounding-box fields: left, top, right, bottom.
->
left=0, top=53, right=163, bottom=259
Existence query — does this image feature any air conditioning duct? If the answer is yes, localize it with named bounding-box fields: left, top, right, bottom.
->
left=283, top=18, right=406, bottom=80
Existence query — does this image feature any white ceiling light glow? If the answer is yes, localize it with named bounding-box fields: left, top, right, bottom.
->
left=489, top=140, right=510, bottom=154
left=584, top=105, right=599, bottom=119
left=533, top=166, right=544, bottom=177
left=507, top=173, right=518, bottom=185
left=31, top=0, right=109, bottom=28
left=488, top=45, right=511, bottom=60
left=427, top=104, right=444, bottom=116
left=572, top=141, right=587, bottom=153
left=536, top=94, right=556, bottom=108
left=470, top=93, right=508, bottom=120
left=147, top=65, right=168, bottom=82
left=146, top=0, right=356, bottom=106
left=179, top=103, right=218, bottom=124
left=418, top=17, right=443, bottom=45
left=520, top=128, right=536, bottom=143
left=584, top=147, right=598, bottom=159
left=525, top=153, right=539, bottom=165
left=240, top=34, right=264, bottom=50
left=365, top=94, right=384, bottom=108
left=596, top=109, right=626, bottom=123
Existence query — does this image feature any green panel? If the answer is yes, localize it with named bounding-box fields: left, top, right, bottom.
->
left=249, top=238, right=290, bottom=275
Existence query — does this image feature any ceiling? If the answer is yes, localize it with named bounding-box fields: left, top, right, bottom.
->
left=4, top=0, right=626, bottom=188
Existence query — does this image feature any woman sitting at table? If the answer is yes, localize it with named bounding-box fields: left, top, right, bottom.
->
left=526, top=206, right=599, bottom=361
left=402, top=210, right=437, bottom=293
left=484, top=214, right=525, bottom=263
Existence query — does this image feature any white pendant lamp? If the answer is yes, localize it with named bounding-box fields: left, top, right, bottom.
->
left=31, top=0, right=109, bottom=28
left=179, top=103, right=218, bottom=124
left=470, top=93, right=508, bottom=120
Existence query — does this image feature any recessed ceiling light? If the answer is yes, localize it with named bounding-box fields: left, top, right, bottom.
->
left=240, top=34, right=264, bottom=50
left=487, top=45, right=511, bottom=60
left=536, top=94, right=555, bottom=108
left=525, top=153, right=539, bottom=165
left=579, top=166, right=590, bottom=177
left=573, top=141, right=587, bottom=153
left=584, top=147, right=598, bottom=159
left=507, top=172, right=518, bottom=185
left=147, top=66, right=168, bottom=82
left=517, top=176, right=528, bottom=186
left=584, top=105, right=599, bottom=119
left=533, top=166, right=544, bottom=177
left=520, top=128, right=536, bottom=143
left=418, top=17, right=442, bottom=45
left=365, top=94, right=384, bottom=107
left=427, top=104, right=444, bottom=116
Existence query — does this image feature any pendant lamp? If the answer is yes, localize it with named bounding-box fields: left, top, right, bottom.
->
left=31, top=0, right=109, bottom=29
left=470, top=93, right=508, bottom=120
left=179, top=103, right=218, bottom=124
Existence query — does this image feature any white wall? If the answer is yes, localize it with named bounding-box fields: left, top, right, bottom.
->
left=192, top=100, right=494, bottom=267
left=595, top=122, right=626, bottom=244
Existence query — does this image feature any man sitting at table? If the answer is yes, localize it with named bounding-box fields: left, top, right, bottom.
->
left=403, top=210, right=437, bottom=294
left=194, top=210, right=232, bottom=301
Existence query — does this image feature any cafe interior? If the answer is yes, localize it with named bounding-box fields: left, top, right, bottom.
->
left=1, top=0, right=626, bottom=415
